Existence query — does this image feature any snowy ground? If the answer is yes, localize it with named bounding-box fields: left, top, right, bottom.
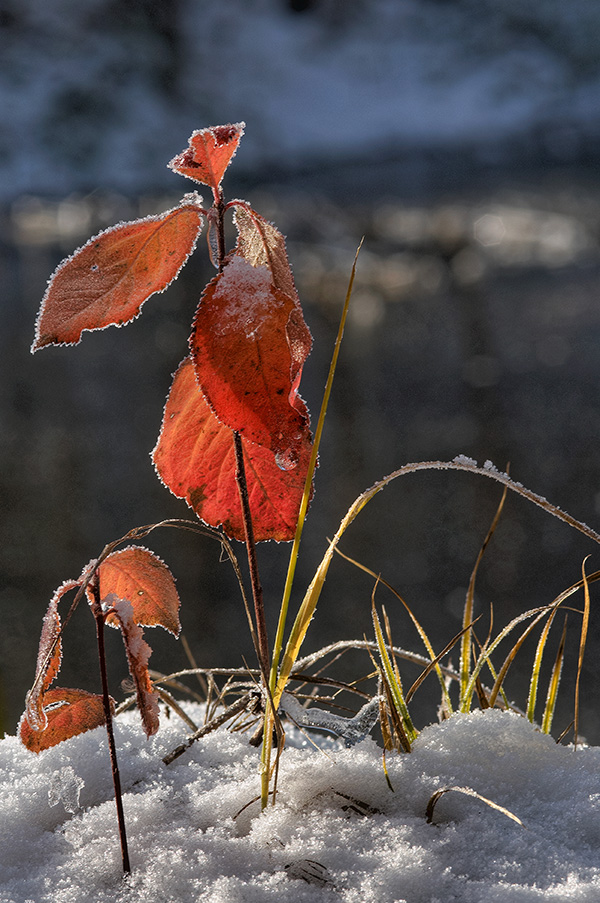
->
left=2, top=704, right=600, bottom=902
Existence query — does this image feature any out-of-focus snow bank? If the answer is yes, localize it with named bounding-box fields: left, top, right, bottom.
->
left=2, top=0, right=600, bottom=200
left=2, top=706, right=600, bottom=901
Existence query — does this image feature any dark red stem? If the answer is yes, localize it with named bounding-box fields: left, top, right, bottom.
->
left=212, top=191, right=270, bottom=679
left=233, top=430, right=270, bottom=677
left=90, top=578, right=131, bottom=876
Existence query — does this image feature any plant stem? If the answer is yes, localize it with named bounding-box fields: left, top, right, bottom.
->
left=90, top=579, right=131, bottom=876
left=211, top=190, right=269, bottom=681
left=233, top=430, right=270, bottom=677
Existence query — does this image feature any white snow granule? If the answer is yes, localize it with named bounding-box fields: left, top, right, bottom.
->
left=2, top=706, right=600, bottom=902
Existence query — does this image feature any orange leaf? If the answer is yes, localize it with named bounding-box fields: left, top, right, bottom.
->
left=32, top=198, right=205, bottom=350
left=98, top=546, right=180, bottom=636
left=152, top=357, right=314, bottom=542
left=19, top=688, right=109, bottom=753
left=168, top=123, right=245, bottom=194
left=190, top=253, right=310, bottom=469
left=103, top=595, right=160, bottom=738
left=25, top=580, right=78, bottom=731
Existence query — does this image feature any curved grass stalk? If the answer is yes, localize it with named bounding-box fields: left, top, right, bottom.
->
left=276, top=458, right=600, bottom=713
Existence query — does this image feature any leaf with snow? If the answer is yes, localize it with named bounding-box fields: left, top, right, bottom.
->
left=102, top=594, right=159, bottom=738
left=32, top=197, right=205, bottom=350
left=98, top=546, right=180, bottom=636
left=190, top=255, right=311, bottom=468
left=152, top=356, right=314, bottom=542
left=19, top=688, right=109, bottom=754
left=168, top=123, right=245, bottom=195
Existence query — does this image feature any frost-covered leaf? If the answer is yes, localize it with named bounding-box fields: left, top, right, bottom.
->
left=168, top=123, right=245, bottom=194
left=102, top=594, right=159, bottom=738
left=98, top=546, right=180, bottom=636
left=152, top=356, right=313, bottom=542
left=24, top=580, right=78, bottom=731
left=19, top=688, right=109, bottom=754
left=32, top=198, right=205, bottom=350
left=190, top=255, right=310, bottom=468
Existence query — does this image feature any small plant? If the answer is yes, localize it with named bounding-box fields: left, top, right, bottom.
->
left=21, top=123, right=320, bottom=872
left=18, top=123, right=600, bottom=878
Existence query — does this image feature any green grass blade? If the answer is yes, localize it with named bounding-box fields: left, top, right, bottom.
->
left=269, top=239, right=363, bottom=699
left=541, top=615, right=567, bottom=735
left=526, top=607, right=558, bottom=723
left=372, top=598, right=418, bottom=744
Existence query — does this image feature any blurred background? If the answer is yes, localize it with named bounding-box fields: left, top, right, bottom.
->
left=3, top=0, right=600, bottom=742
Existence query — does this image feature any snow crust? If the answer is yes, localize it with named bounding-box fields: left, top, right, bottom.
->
left=2, top=705, right=600, bottom=901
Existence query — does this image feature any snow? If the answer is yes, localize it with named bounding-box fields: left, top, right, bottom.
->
left=2, top=704, right=600, bottom=901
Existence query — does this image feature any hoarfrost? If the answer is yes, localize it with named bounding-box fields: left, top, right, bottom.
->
left=453, top=454, right=477, bottom=467
left=280, top=692, right=380, bottom=747
left=48, top=765, right=84, bottom=814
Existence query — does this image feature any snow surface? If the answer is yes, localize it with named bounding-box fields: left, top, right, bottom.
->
left=2, top=705, right=600, bottom=902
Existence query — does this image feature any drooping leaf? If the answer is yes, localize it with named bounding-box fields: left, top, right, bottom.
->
left=102, top=594, right=160, bottom=738
left=152, top=357, right=314, bottom=542
left=19, top=687, right=109, bottom=753
left=98, top=546, right=180, bottom=636
left=168, top=123, right=245, bottom=194
left=32, top=197, right=206, bottom=350
left=190, top=253, right=310, bottom=469
left=25, top=580, right=79, bottom=731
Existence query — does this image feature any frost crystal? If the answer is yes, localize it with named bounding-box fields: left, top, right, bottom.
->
left=280, top=693, right=380, bottom=747
left=48, top=765, right=84, bottom=814
left=453, top=454, right=477, bottom=467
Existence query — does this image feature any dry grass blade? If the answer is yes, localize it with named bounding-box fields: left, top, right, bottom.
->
left=163, top=692, right=254, bottom=764
left=335, top=548, right=454, bottom=714
left=461, top=481, right=508, bottom=702
left=426, top=786, right=525, bottom=828
left=405, top=619, right=480, bottom=704
left=574, top=558, right=591, bottom=749
left=542, top=615, right=568, bottom=735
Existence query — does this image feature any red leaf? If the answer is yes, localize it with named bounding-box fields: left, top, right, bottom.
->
left=152, top=357, right=314, bottom=542
left=98, top=546, right=180, bottom=636
left=19, top=688, right=109, bottom=753
left=25, top=580, right=78, bottom=731
left=168, top=123, right=245, bottom=194
left=102, top=595, right=159, bottom=738
left=32, top=198, right=205, bottom=350
left=190, top=252, right=311, bottom=469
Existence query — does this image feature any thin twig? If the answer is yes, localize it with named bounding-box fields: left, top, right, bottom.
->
left=90, top=578, right=130, bottom=876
